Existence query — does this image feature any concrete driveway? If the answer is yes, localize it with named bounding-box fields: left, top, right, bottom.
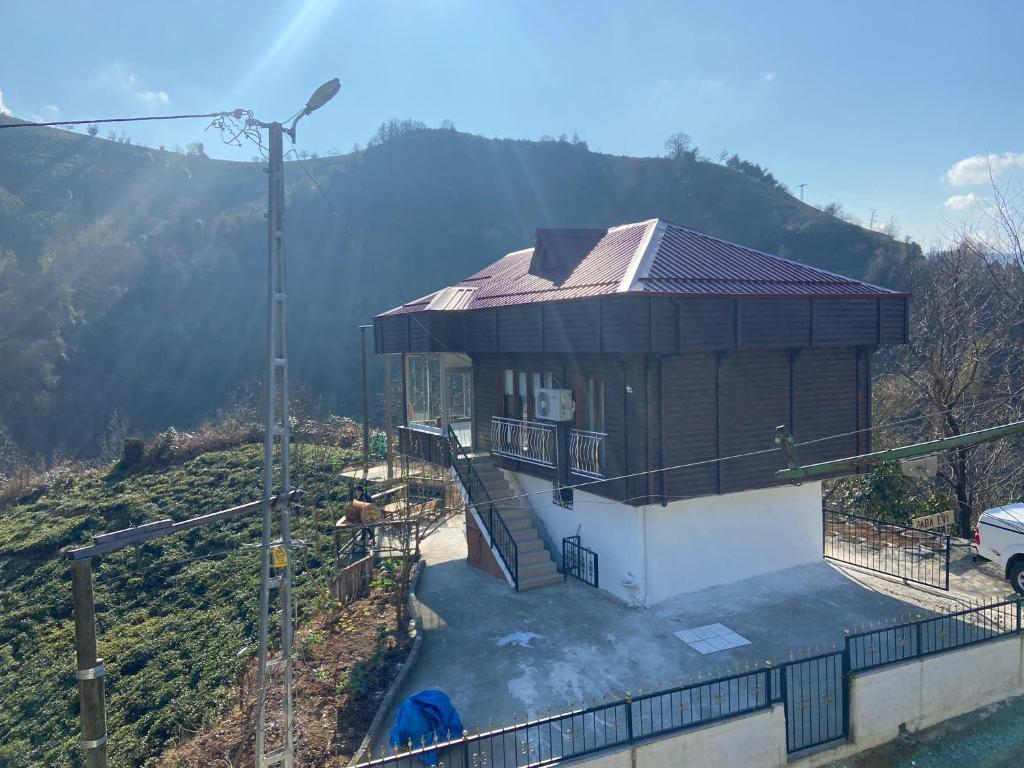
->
left=369, top=516, right=945, bottom=749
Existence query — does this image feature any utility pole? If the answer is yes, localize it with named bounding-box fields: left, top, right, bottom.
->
left=71, top=560, right=106, bottom=768
left=869, top=208, right=878, bottom=230
left=796, top=183, right=806, bottom=201
left=359, top=324, right=372, bottom=476
left=384, top=353, right=394, bottom=480
left=251, top=78, right=340, bottom=768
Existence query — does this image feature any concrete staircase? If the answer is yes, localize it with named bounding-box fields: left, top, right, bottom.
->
left=469, top=458, right=562, bottom=591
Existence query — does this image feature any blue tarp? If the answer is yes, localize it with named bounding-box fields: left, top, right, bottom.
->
left=389, top=689, right=464, bottom=766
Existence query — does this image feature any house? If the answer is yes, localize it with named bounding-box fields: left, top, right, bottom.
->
left=374, top=218, right=909, bottom=604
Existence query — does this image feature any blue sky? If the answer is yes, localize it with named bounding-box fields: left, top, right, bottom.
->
left=4, top=0, right=1023, bottom=246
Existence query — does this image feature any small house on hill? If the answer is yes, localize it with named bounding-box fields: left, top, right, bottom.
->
left=374, top=218, right=909, bottom=604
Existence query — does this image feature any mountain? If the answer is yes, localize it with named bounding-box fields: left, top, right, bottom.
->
left=0, top=120, right=921, bottom=458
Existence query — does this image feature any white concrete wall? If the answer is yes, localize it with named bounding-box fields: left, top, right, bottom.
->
left=514, top=472, right=645, bottom=604
left=515, top=472, right=823, bottom=605
left=643, top=482, right=823, bottom=604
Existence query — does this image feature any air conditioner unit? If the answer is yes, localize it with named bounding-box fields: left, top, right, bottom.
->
left=535, top=388, right=575, bottom=421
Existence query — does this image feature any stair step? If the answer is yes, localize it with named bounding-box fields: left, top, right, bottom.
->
left=519, top=549, right=553, bottom=566
left=518, top=572, right=563, bottom=591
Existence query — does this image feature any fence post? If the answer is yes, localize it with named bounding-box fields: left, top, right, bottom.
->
left=625, top=693, right=634, bottom=742
left=1017, top=598, right=1022, bottom=633
left=461, top=729, right=469, bottom=767
left=944, top=536, right=951, bottom=591
left=841, top=644, right=851, bottom=739
left=916, top=616, right=925, bottom=657
left=765, top=661, right=773, bottom=703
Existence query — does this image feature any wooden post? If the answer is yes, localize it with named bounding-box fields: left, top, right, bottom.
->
left=360, top=325, right=371, bottom=477
left=384, top=354, right=395, bottom=480
left=71, top=559, right=107, bottom=768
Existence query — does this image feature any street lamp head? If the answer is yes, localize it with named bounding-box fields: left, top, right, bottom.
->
left=304, top=78, right=340, bottom=116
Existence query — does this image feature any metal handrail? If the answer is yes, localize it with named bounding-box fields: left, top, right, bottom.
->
left=447, top=426, right=519, bottom=589
left=491, top=416, right=557, bottom=468
left=569, top=428, right=606, bottom=479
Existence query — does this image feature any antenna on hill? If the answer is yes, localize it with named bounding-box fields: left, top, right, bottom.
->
left=796, top=183, right=806, bottom=201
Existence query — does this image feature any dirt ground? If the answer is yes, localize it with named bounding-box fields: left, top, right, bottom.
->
left=158, top=582, right=411, bottom=767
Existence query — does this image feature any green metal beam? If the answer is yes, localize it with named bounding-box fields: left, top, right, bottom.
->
left=776, top=419, right=1024, bottom=482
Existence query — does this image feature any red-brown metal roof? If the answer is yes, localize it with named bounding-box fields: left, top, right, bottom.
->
left=379, top=219, right=906, bottom=316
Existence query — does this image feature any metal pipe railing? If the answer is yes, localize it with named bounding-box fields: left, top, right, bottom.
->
left=491, top=416, right=558, bottom=468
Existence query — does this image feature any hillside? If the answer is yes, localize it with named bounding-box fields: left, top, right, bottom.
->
left=0, top=431, right=361, bottom=767
left=0, top=121, right=921, bottom=458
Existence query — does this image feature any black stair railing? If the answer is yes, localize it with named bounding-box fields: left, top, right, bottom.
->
left=447, top=426, right=519, bottom=589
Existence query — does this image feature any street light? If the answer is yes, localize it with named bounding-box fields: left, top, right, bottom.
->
left=253, top=77, right=339, bottom=768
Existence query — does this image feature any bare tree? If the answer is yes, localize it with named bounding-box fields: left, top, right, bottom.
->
left=879, top=240, right=1024, bottom=536
left=981, top=167, right=1024, bottom=303
left=664, top=132, right=696, bottom=161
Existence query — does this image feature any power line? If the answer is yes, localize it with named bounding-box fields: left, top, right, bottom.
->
left=0, top=110, right=245, bottom=130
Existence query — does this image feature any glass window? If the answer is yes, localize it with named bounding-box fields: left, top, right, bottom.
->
left=518, top=371, right=528, bottom=421
left=407, top=354, right=442, bottom=428
left=503, top=369, right=515, bottom=417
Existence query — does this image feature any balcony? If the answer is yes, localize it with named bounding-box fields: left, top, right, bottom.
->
left=490, top=416, right=557, bottom=468
left=569, top=429, right=606, bottom=479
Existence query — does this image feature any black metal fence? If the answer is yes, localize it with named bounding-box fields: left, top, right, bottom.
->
left=824, top=510, right=951, bottom=590
left=562, top=536, right=598, bottom=588
left=780, top=652, right=847, bottom=752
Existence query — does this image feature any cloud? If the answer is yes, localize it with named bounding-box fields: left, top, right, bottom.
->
left=945, top=152, right=1024, bottom=186
left=101, top=63, right=170, bottom=107
left=944, top=193, right=977, bottom=211
left=35, top=104, right=60, bottom=121
left=0, top=89, right=9, bottom=116
left=759, top=71, right=776, bottom=84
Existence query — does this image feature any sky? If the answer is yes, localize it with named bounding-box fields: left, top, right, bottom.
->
left=3, top=0, right=1023, bottom=246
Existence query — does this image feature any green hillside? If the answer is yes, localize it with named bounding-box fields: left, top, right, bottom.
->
left=0, top=434, right=358, bottom=767
left=0, top=121, right=921, bottom=458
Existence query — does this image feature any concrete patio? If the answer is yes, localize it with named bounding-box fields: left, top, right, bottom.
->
left=367, top=515, right=980, bottom=749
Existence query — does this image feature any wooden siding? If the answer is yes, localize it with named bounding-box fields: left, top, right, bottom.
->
left=661, top=353, right=719, bottom=499
left=472, top=358, right=499, bottom=452
left=465, top=310, right=498, bottom=353
left=793, top=348, right=859, bottom=464
left=812, top=299, right=878, bottom=347
left=739, top=299, right=811, bottom=348
left=718, top=350, right=792, bottom=493
left=879, top=298, right=908, bottom=345
left=377, top=315, right=409, bottom=354
left=497, top=305, right=542, bottom=352
left=650, top=299, right=679, bottom=353
left=544, top=302, right=600, bottom=353
left=679, top=298, right=735, bottom=351
left=600, top=297, right=650, bottom=353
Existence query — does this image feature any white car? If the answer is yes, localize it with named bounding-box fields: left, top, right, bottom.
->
left=975, top=502, right=1024, bottom=594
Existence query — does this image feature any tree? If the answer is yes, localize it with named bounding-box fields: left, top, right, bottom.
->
left=185, top=141, right=207, bottom=158
left=87, top=124, right=98, bottom=137
left=979, top=169, right=1024, bottom=304
left=879, top=240, right=1024, bottom=536
left=664, top=132, right=695, bottom=161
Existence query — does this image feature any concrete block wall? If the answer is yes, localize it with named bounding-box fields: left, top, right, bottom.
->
left=567, top=634, right=1024, bottom=768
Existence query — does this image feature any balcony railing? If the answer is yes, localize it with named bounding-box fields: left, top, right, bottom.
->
left=570, top=428, right=606, bottom=479
left=491, top=416, right=557, bottom=468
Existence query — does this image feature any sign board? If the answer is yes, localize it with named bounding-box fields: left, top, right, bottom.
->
left=911, top=510, right=955, bottom=531
left=272, top=545, right=288, bottom=569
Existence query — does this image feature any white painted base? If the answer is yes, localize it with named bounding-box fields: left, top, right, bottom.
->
left=513, top=473, right=823, bottom=606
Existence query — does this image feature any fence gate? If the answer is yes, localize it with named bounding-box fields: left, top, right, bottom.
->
left=824, top=510, right=951, bottom=590
left=782, top=652, right=847, bottom=753
left=562, top=536, right=599, bottom=588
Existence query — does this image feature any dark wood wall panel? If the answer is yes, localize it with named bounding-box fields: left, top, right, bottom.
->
left=879, top=298, right=908, bottom=345
left=601, top=297, right=650, bottom=352
left=544, top=302, right=600, bottom=353
left=650, top=299, right=679, bottom=353
left=661, top=353, right=719, bottom=499
left=739, top=299, right=811, bottom=348
left=465, top=310, right=498, bottom=353
left=718, top=350, right=791, bottom=492
left=570, top=355, right=628, bottom=500
left=793, top=348, right=859, bottom=464
left=497, top=306, right=543, bottom=352
left=813, top=299, right=878, bottom=347
left=409, top=314, right=431, bottom=352
left=472, top=357, right=500, bottom=452
left=858, top=350, right=872, bottom=454
left=678, top=299, right=736, bottom=351
left=378, top=315, right=409, bottom=353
